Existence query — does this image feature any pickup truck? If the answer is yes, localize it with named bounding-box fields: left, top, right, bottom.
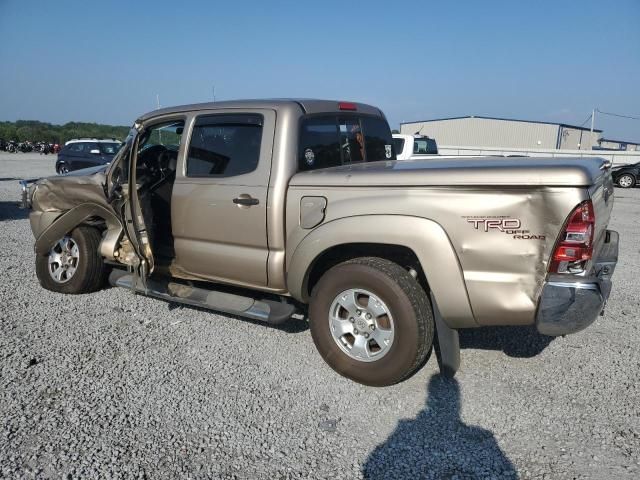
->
left=21, top=99, right=619, bottom=386
left=393, top=133, right=438, bottom=159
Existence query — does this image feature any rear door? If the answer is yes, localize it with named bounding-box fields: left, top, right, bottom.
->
left=171, top=109, right=275, bottom=287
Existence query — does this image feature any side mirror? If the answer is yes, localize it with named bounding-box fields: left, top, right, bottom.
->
left=90, top=149, right=100, bottom=154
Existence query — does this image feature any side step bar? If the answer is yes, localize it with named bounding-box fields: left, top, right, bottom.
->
left=108, top=270, right=296, bottom=325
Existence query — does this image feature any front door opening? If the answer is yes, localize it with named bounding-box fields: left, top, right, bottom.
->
left=134, top=120, right=185, bottom=269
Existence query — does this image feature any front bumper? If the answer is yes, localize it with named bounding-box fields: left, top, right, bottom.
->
left=536, top=230, right=619, bottom=336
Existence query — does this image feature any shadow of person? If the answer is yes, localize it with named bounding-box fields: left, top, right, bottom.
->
left=363, top=375, right=517, bottom=479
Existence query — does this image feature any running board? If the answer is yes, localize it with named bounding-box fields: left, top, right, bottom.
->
left=109, top=271, right=296, bottom=325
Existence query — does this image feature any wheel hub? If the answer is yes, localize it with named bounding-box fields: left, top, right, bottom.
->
left=48, top=236, right=80, bottom=284
left=328, top=288, right=395, bottom=362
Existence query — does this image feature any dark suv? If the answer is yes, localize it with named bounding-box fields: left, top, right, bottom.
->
left=56, top=139, right=122, bottom=174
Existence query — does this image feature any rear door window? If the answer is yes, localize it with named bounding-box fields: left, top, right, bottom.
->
left=298, top=115, right=395, bottom=171
left=187, top=114, right=263, bottom=177
left=413, top=138, right=438, bottom=155
left=100, top=142, right=121, bottom=155
left=69, top=143, right=86, bottom=152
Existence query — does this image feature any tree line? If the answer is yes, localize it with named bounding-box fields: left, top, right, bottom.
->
left=0, top=120, right=129, bottom=144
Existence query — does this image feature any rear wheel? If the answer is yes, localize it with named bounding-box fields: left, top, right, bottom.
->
left=35, top=226, right=106, bottom=294
left=56, top=163, right=69, bottom=174
left=617, top=173, right=635, bottom=188
left=309, top=257, right=434, bottom=386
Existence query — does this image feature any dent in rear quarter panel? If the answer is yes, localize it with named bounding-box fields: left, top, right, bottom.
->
left=451, top=187, right=588, bottom=326
left=286, top=185, right=587, bottom=328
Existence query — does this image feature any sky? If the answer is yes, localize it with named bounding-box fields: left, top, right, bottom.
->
left=1, top=0, right=639, bottom=141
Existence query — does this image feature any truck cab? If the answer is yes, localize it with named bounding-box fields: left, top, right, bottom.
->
left=22, top=99, right=619, bottom=386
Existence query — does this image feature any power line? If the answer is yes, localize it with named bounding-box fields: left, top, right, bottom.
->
left=578, top=113, right=592, bottom=127
left=596, top=109, right=640, bottom=121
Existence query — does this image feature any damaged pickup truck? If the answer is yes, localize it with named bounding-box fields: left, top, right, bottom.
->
left=21, top=99, right=619, bottom=386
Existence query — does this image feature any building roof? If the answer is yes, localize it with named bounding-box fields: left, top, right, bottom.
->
left=400, top=115, right=603, bottom=133
left=598, top=137, right=640, bottom=145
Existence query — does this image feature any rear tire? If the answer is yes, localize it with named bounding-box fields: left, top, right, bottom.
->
left=617, top=173, right=635, bottom=188
left=309, top=257, right=434, bottom=386
left=36, top=226, right=106, bottom=294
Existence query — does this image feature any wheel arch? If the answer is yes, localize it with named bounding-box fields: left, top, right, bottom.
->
left=34, top=202, right=122, bottom=259
left=287, top=215, right=477, bottom=328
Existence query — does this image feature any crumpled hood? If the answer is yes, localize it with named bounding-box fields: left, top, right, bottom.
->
left=31, top=167, right=109, bottom=212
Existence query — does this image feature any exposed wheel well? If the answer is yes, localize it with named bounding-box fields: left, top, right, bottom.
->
left=305, top=243, right=429, bottom=298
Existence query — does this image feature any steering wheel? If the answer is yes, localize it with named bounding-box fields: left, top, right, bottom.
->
left=139, top=144, right=168, bottom=176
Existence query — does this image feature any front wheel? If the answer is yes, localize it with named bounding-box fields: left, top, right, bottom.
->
left=35, top=226, right=106, bottom=294
left=309, top=257, right=434, bottom=386
left=617, top=174, right=635, bottom=188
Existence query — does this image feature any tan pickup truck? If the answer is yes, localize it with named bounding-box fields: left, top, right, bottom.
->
left=21, top=99, right=619, bottom=386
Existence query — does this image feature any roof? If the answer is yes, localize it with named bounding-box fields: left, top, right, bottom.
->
left=598, top=137, right=640, bottom=145
left=137, top=99, right=383, bottom=122
left=65, top=138, right=122, bottom=144
left=400, top=115, right=603, bottom=133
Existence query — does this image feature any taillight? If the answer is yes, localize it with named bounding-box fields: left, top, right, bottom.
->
left=549, top=200, right=595, bottom=274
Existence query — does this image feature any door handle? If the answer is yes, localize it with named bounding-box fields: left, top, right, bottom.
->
left=233, top=195, right=259, bottom=207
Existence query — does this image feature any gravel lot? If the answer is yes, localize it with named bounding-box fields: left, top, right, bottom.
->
left=1, top=152, right=639, bottom=479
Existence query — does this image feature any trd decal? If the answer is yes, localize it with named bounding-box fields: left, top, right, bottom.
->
left=462, top=216, right=546, bottom=240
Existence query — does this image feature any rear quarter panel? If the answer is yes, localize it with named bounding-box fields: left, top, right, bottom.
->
left=286, top=185, right=587, bottom=327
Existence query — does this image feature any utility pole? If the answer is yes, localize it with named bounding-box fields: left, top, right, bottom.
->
left=156, top=93, right=161, bottom=110
left=212, top=85, right=216, bottom=103
left=589, top=108, right=597, bottom=150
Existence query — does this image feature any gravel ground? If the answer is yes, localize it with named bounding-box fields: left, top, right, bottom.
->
left=1, top=152, right=639, bottom=479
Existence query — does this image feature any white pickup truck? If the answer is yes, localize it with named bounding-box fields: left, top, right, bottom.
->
left=393, top=134, right=438, bottom=160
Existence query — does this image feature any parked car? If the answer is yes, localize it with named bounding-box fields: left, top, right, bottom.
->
left=55, top=138, right=122, bottom=174
left=20, top=99, right=618, bottom=386
left=393, top=133, right=438, bottom=159
left=611, top=161, right=640, bottom=188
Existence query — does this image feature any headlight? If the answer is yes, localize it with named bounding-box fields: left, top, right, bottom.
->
left=19, top=180, right=37, bottom=209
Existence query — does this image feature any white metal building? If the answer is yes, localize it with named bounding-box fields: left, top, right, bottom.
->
left=597, top=138, right=640, bottom=151
left=400, top=116, right=603, bottom=150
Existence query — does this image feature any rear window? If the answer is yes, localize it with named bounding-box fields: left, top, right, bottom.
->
left=298, top=115, right=395, bottom=171
left=413, top=137, right=438, bottom=155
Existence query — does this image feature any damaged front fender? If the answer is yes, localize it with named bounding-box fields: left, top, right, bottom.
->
left=29, top=168, right=123, bottom=258
left=33, top=203, right=122, bottom=256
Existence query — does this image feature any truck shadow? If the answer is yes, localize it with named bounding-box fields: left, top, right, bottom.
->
left=459, top=325, right=554, bottom=358
left=362, top=374, right=517, bottom=479
left=0, top=201, right=28, bottom=222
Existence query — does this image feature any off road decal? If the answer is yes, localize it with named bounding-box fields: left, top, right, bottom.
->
left=462, top=215, right=546, bottom=240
